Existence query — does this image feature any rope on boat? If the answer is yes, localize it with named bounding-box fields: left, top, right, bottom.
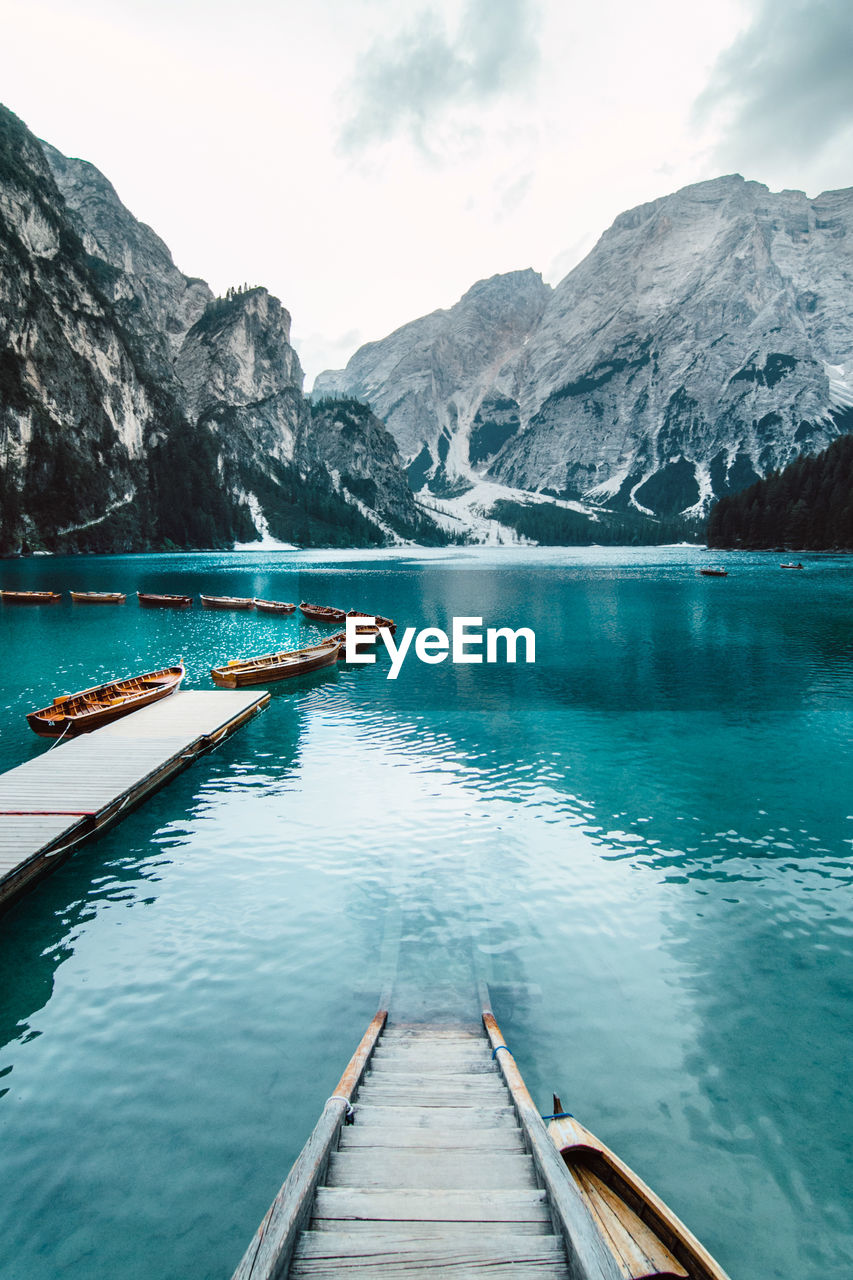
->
left=540, top=1110, right=574, bottom=1121
left=325, top=1096, right=355, bottom=1124
left=491, top=1044, right=512, bottom=1059
left=46, top=720, right=73, bottom=751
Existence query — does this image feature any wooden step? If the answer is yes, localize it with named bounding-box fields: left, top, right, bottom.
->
left=339, top=1126, right=525, bottom=1151
left=290, top=1232, right=567, bottom=1277
left=327, top=1149, right=539, bottom=1190
left=291, top=1256, right=568, bottom=1276
left=351, top=1104, right=518, bottom=1128
left=382, top=1028, right=483, bottom=1040
left=311, top=1186, right=554, bottom=1224
left=309, top=1218, right=553, bottom=1237
left=369, top=1055, right=497, bottom=1074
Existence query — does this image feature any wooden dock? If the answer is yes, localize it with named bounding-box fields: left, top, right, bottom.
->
left=233, top=1011, right=623, bottom=1280
left=0, top=689, right=269, bottom=910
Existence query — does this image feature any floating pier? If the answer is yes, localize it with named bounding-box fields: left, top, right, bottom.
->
left=232, top=1010, right=622, bottom=1280
left=0, top=689, right=269, bottom=910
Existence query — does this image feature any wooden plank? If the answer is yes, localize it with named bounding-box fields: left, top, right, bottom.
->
left=339, top=1126, right=525, bottom=1150
left=311, top=1187, right=554, bottom=1224
left=309, top=1219, right=552, bottom=1237
left=291, top=1232, right=566, bottom=1271
left=352, top=1104, right=518, bottom=1128
left=290, top=1261, right=569, bottom=1278
left=294, top=1232, right=565, bottom=1260
left=482, top=1008, right=624, bottom=1280
left=355, top=1089, right=509, bottom=1108
left=571, top=1167, right=688, bottom=1280
left=327, top=1149, right=538, bottom=1190
left=370, top=1056, right=497, bottom=1074
left=231, top=1011, right=387, bottom=1280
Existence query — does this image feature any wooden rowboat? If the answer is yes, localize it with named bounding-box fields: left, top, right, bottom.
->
left=547, top=1099, right=730, bottom=1279
left=201, top=594, right=255, bottom=610
left=347, top=608, right=397, bottom=636
left=26, top=665, right=184, bottom=738
left=70, top=591, right=126, bottom=604
left=1, top=590, right=61, bottom=604
left=698, top=568, right=728, bottom=577
left=253, top=598, right=297, bottom=613
left=210, top=639, right=340, bottom=687
left=137, top=591, right=193, bottom=608
left=780, top=562, right=803, bottom=570
left=299, top=602, right=347, bottom=623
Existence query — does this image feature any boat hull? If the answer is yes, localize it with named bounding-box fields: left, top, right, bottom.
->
left=253, top=598, right=297, bottom=613
left=211, top=641, right=340, bottom=687
left=27, top=666, right=184, bottom=738
left=548, top=1112, right=731, bottom=1280
left=137, top=592, right=192, bottom=608
left=201, top=596, right=255, bottom=610
left=70, top=592, right=126, bottom=604
left=1, top=591, right=61, bottom=604
left=299, top=603, right=347, bottom=623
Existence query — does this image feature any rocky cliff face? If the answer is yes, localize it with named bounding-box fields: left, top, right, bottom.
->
left=317, top=176, right=853, bottom=519
left=0, top=108, right=164, bottom=552
left=316, top=269, right=552, bottom=497
left=0, top=105, right=435, bottom=553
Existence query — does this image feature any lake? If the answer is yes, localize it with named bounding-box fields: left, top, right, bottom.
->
left=0, top=545, right=851, bottom=1279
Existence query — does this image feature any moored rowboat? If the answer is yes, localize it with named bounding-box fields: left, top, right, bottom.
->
left=210, top=638, right=340, bottom=687
left=1, top=590, right=61, bottom=604
left=137, top=591, right=193, bottom=608
left=299, top=602, right=347, bottom=623
left=70, top=591, right=126, bottom=604
left=546, top=1099, right=730, bottom=1279
left=780, top=562, right=803, bottom=569
left=201, top=594, right=255, bottom=610
left=698, top=568, right=728, bottom=577
left=26, top=665, right=184, bottom=738
left=253, top=598, right=297, bottom=613
left=347, top=608, right=397, bottom=636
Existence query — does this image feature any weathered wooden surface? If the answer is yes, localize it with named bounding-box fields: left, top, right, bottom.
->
left=235, top=1021, right=576, bottom=1278
left=0, top=689, right=268, bottom=909
left=548, top=1114, right=730, bottom=1280
left=572, top=1166, right=688, bottom=1279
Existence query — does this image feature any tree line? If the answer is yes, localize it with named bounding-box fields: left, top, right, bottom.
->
left=707, top=433, right=853, bottom=549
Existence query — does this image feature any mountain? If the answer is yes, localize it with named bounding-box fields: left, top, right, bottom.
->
left=0, top=105, right=436, bottom=554
left=707, top=426, right=853, bottom=549
left=316, top=176, right=853, bottom=527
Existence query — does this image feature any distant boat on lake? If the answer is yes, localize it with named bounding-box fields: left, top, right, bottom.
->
left=210, top=638, right=340, bottom=687
left=698, top=568, right=728, bottom=577
left=1, top=589, right=61, bottom=603
left=137, top=591, right=193, bottom=609
left=253, top=598, right=297, bottom=613
left=70, top=591, right=126, bottom=604
left=201, top=595, right=255, bottom=610
left=780, top=562, right=804, bottom=569
left=299, top=602, right=347, bottom=623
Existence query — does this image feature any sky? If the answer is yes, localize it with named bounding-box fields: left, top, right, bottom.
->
left=2, top=0, right=852, bottom=384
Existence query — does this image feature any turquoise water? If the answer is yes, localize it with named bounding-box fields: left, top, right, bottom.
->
left=0, top=546, right=851, bottom=1279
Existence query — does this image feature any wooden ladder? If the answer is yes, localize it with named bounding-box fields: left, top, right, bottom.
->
left=292, top=1022, right=569, bottom=1277
left=233, top=1011, right=622, bottom=1280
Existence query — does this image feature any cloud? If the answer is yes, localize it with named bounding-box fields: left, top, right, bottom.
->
left=695, top=0, right=853, bottom=168
left=340, top=0, right=540, bottom=153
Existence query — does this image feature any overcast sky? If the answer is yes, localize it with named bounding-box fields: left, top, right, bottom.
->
left=3, top=0, right=852, bottom=383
